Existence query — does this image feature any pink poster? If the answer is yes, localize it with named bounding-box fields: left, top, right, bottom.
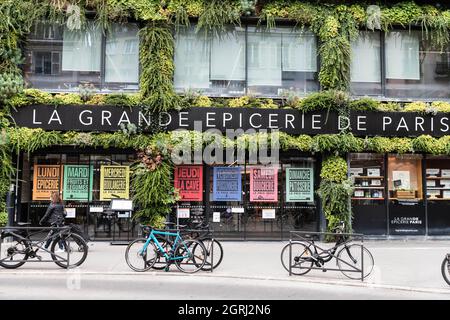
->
left=250, top=167, right=278, bottom=202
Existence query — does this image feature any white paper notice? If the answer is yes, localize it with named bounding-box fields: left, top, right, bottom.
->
left=177, top=208, right=190, bottom=218
left=262, top=209, right=276, bottom=219
left=213, top=212, right=221, bottom=223
left=65, top=208, right=76, bottom=218
left=392, top=171, right=411, bottom=190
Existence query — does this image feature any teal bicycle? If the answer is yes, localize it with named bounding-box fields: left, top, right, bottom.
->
left=125, top=226, right=207, bottom=273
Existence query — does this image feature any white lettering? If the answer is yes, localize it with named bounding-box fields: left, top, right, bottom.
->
left=159, top=112, right=172, bottom=126
left=179, top=112, right=188, bottom=127
left=118, top=111, right=131, bottom=125
left=138, top=111, right=150, bottom=127
left=48, top=110, right=62, bottom=125
left=382, top=117, right=392, bottom=131
left=79, top=110, right=93, bottom=126
left=206, top=112, right=215, bottom=128
left=312, top=115, right=321, bottom=130
left=32, top=109, right=42, bottom=125
left=269, top=114, right=278, bottom=129
left=441, top=117, right=449, bottom=133
left=249, top=113, right=262, bottom=128
left=102, top=110, right=112, bottom=126
left=357, top=116, right=367, bottom=131
left=396, top=117, right=409, bottom=132
left=223, top=113, right=232, bottom=128
left=285, top=114, right=295, bottom=129
left=338, top=116, right=350, bottom=130
left=415, top=117, right=425, bottom=132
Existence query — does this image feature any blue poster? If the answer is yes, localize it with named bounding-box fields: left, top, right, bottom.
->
left=213, top=167, right=242, bottom=201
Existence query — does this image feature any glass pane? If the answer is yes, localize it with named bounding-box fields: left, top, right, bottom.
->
left=174, top=26, right=246, bottom=96
left=247, top=27, right=319, bottom=97
left=24, top=21, right=101, bottom=91
left=105, top=23, right=139, bottom=88
left=350, top=31, right=382, bottom=95
left=384, top=31, right=450, bottom=99
left=62, top=22, right=102, bottom=72
left=388, top=154, right=423, bottom=200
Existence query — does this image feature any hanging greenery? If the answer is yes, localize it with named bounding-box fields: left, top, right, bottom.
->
left=139, top=23, right=181, bottom=114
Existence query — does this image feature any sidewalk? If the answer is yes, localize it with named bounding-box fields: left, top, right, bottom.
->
left=2, top=240, right=450, bottom=294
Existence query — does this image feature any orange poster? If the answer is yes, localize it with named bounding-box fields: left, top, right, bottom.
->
left=32, top=165, right=62, bottom=201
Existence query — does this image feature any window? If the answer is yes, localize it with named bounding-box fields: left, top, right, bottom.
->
left=385, top=30, right=450, bottom=99
left=174, top=26, right=246, bottom=96
left=350, top=31, right=381, bottom=96
left=173, top=25, right=319, bottom=98
left=352, top=29, right=450, bottom=99
left=24, top=21, right=139, bottom=92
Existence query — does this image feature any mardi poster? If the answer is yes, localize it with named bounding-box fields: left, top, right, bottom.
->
left=174, top=165, right=203, bottom=201
left=63, top=165, right=94, bottom=201
left=100, top=165, right=130, bottom=200
left=250, top=167, right=278, bottom=202
left=213, top=167, right=242, bottom=202
left=32, top=165, right=62, bottom=201
left=286, top=168, right=314, bottom=202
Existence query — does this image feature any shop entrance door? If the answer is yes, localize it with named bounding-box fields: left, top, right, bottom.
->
left=387, top=154, right=426, bottom=236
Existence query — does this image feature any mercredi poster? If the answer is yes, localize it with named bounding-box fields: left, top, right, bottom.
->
left=100, top=165, right=130, bottom=200
left=63, top=165, right=94, bottom=201
left=174, top=165, right=203, bottom=201
left=286, top=168, right=314, bottom=202
left=250, top=167, right=278, bottom=202
left=32, top=165, right=62, bottom=201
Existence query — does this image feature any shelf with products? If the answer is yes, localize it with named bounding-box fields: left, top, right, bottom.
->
left=350, top=153, right=386, bottom=202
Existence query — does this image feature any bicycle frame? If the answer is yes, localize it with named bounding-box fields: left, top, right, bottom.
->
left=141, top=229, right=191, bottom=261
left=0, top=226, right=73, bottom=266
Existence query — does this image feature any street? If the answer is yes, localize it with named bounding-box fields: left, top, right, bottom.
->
left=1, top=240, right=450, bottom=299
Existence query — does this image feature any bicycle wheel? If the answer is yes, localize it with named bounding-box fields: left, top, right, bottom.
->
left=151, top=240, right=171, bottom=270
left=441, top=256, right=450, bottom=285
left=125, top=238, right=158, bottom=272
left=0, top=235, right=29, bottom=269
left=50, top=233, right=88, bottom=269
left=337, top=244, right=374, bottom=279
left=280, top=242, right=313, bottom=275
left=173, top=239, right=206, bottom=273
left=196, top=238, right=223, bottom=271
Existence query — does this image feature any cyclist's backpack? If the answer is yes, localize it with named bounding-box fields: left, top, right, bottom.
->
left=69, top=223, right=90, bottom=243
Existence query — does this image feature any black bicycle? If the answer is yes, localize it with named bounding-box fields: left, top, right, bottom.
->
left=441, top=254, right=450, bottom=285
left=0, top=223, right=88, bottom=269
left=141, top=221, right=223, bottom=271
left=280, top=222, right=374, bottom=279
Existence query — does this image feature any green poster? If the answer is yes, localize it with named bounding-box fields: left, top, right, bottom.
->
left=63, top=165, right=94, bottom=201
left=286, top=168, right=314, bottom=202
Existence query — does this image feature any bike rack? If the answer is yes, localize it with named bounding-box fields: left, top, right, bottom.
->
left=0, top=226, right=73, bottom=269
left=140, top=226, right=217, bottom=273
left=288, top=230, right=366, bottom=282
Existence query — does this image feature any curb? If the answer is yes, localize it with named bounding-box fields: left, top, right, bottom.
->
left=1, top=270, right=449, bottom=295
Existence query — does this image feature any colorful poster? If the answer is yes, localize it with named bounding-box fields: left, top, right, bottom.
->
left=32, top=165, right=62, bottom=201
left=286, top=168, right=314, bottom=202
left=250, top=167, right=278, bottom=202
left=63, top=165, right=93, bottom=201
left=174, top=165, right=203, bottom=201
left=100, top=165, right=130, bottom=200
left=213, top=167, right=242, bottom=201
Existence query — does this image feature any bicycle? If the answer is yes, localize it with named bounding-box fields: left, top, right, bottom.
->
left=0, top=223, right=88, bottom=269
left=280, top=221, right=374, bottom=279
left=159, top=221, right=223, bottom=271
left=441, top=254, right=450, bottom=285
left=125, top=226, right=207, bottom=273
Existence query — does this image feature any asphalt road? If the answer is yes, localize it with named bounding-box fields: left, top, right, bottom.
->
left=0, top=273, right=448, bottom=300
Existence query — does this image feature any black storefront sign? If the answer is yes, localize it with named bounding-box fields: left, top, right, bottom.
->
left=388, top=201, right=426, bottom=235
left=10, top=105, right=450, bottom=137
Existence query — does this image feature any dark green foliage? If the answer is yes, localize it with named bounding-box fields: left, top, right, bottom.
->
left=298, top=90, right=349, bottom=113
left=139, top=23, right=180, bottom=113
left=349, top=97, right=380, bottom=112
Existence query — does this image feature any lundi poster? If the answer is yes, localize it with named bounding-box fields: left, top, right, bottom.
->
left=100, top=165, right=130, bottom=200
left=32, top=165, right=62, bottom=201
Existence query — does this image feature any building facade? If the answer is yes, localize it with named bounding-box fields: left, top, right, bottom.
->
left=2, top=0, right=450, bottom=240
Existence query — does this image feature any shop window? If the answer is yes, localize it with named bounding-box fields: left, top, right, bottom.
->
left=174, top=26, right=246, bottom=96
left=425, top=156, right=450, bottom=200
left=350, top=153, right=385, bottom=201
left=385, top=30, right=450, bottom=99
left=350, top=153, right=387, bottom=235
left=24, top=21, right=139, bottom=92
left=388, top=154, right=423, bottom=200
left=173, top=25, right=319, bottom=98
left=350, top=31, right=382, bottom=96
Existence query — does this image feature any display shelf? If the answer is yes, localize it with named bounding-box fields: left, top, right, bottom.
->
left=427, top=198, right=450, bottom=201
left=427, top=187, right=450, bottom=190
left=353, top=187, right=385, bottom=189
left=389, top=198, right=423, bottom=200
left=352, top=197, right=385, bottom=200
left=352, top=176, right=384, bottom=179
left=426, top=177, right=450, bottom=180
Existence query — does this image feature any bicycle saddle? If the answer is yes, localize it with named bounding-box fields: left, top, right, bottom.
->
left=17, top=222, right=32, bottom=226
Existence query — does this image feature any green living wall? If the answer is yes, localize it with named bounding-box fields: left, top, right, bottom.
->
left=1, top=0, right=450, bottom=231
